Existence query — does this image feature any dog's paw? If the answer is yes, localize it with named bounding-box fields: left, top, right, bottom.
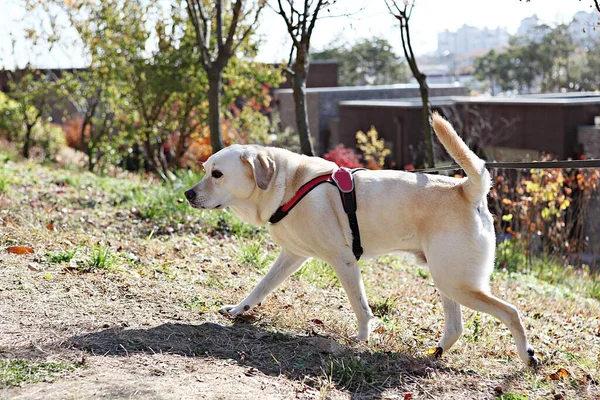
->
left=527, top=348, right=540, bottom=369
left=351, top=334, right=369, bottom=343
left=219, top=304, right=247, bottom=317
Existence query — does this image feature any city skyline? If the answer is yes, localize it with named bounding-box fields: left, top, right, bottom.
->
left=0, top=0, right=598, bottom=69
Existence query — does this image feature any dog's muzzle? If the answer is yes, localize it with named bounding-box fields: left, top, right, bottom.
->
left=184, top=189, right=195, bottom=202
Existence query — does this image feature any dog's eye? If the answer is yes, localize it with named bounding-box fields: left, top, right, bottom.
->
left=211, top=170, right=223, bottom=179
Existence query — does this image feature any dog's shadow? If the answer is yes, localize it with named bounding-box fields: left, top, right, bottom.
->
left=65, top=320, right=458, bottom=395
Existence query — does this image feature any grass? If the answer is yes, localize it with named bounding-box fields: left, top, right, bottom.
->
left=328, top=356, right=382, bottom=392
left=0, top=359, right=75, bottom=387
left=369, top=296, right=397, bottom=318
left=236, top=240, right=270, bottom=270
left=0, top=176, right=8, bottom=194
left=46, top=249, right=77, bottom=265
left=0, top=148, right=599, bottom=399
left=294, top=259, right=340, bottom=288
left=497, top=240, right=600, bottom=300
left=79, top=245, right=116, bottom=273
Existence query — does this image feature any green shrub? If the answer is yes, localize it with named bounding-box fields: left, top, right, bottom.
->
left=32, top=122, right=67, bottom=161
left=496, top=240, right=528, bottom=272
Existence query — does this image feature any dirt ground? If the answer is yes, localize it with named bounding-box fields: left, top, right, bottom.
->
left=1, top=158, right=599, bottom=399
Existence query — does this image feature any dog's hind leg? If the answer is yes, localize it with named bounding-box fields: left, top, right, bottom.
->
left=219, top=248, right=307, bottom=317
left=434, top=293, right=463, bottom=357
left=443, top=287, right=538, bottom=367
left=325, top=254, right=375, bottom=341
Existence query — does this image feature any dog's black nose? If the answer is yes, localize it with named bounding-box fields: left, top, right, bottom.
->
left=184, top=189, right=195, bottom=201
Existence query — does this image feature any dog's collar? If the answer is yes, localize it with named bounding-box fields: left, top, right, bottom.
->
left=269, top=167, right=365, bottom=260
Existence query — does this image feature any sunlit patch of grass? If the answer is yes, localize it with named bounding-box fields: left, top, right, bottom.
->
left=294, top=259, right=340, bottom=288
left=46, top=248, right=77, bottom=265
left=237, top=240, right=270, bottom=270
left=0, top=176, right=9, bottom=194
left=0, top=359, right=76, bottom=387
left=78, top=245, right=116, bottom=273
left=185, top=296, right=220, bottom=312
left=497, top=394, right=529, bottom=400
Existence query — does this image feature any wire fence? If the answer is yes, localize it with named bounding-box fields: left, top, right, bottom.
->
left=413, top=159, right=600, bottom=173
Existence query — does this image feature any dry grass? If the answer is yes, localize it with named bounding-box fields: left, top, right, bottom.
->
left=0, top=152, right=599, bottom=399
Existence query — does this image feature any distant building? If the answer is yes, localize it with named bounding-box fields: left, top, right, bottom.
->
left=273, top=84, right=468, bottom=155
left=437, top=25, right=509, bottom=56
left=278, top=60, right=339, bottom=89
left=517, top=15, right=541, bottom=38
left=337, top=92, right=600, bottom=167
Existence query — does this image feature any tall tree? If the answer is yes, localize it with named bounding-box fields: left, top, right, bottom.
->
left=274, top=0, right=334, bottom=156
left=313, top=37, right=409, bottom=86
left=186, top=0, right=266, bottom=153
left=386, top=0, right=435, bottom=167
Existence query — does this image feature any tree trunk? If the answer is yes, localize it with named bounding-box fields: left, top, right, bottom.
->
left=416, top=74, right=435, bottom=168
left=208, top=71, right=224, bottom=153
left=23, top=124, right=33, bottom=159
left=292, top=45, right=314, bottom=156
left=399, top=19, right=434, bottom=168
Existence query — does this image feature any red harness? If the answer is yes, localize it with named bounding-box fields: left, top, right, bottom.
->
left=269, top=168, right=364, bottom=260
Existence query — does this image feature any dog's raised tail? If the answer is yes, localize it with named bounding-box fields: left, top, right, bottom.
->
left=430, top=112, right=490, bottom=203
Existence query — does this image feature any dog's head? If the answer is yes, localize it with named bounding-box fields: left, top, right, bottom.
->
left=184, top=144, right=276, bottom=210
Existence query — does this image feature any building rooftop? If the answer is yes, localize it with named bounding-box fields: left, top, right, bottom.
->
left=339, top=92, right=600, bottom=108
left=274, top=83, right=463, bottom=95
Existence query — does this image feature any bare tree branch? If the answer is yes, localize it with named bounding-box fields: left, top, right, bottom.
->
left=232, top=1, right=267, bottom=55
left=306, top=0, right=324, bottom=45
left=277, top=0, right=300, bottom=47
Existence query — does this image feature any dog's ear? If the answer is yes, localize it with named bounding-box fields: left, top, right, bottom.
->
left=240, top=150, right=275, bottom=190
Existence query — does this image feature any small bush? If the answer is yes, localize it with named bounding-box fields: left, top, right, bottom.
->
left=31, top=122, right=67, bottom=161
left=355, top=126, right=391, bottom=170
left=323, top=145, right=363, bottom=168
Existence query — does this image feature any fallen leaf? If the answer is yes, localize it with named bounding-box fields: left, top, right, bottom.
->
left=494, top=385, right=503, bottom=394
left=423, top=347, right=438, bottom=355
left=549, top=368, right=571, bottom=380
left=46, top=222, right=54, bottom=231
left=311, top=319, right=324, bottom=325
left=404, top=393, right=413, bottom=400
left=28, top=263, right=40, bottom=272
left=374, top=326, right=385, bottom=334
left=44, top=273, right=53, bottom=280
left=244, top=367, right=258, bottom=376
left=7, top=246, right=34, bottom=255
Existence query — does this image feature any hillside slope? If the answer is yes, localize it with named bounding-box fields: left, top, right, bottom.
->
left=0, top=156, right=599, bottom=399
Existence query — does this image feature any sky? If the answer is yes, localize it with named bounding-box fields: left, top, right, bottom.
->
left=0, top=0, right=598, bottom=69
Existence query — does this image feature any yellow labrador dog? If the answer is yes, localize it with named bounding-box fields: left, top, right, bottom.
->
left=185, top=114, right=538, bottom=367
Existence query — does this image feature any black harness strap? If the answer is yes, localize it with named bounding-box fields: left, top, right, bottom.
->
left=269, top=168, right=365, bottom=261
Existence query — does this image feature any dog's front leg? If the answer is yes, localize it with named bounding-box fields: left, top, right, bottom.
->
left=219, top=248, right=307, bottom=317
left=326, top=255, right=375, bottom=341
